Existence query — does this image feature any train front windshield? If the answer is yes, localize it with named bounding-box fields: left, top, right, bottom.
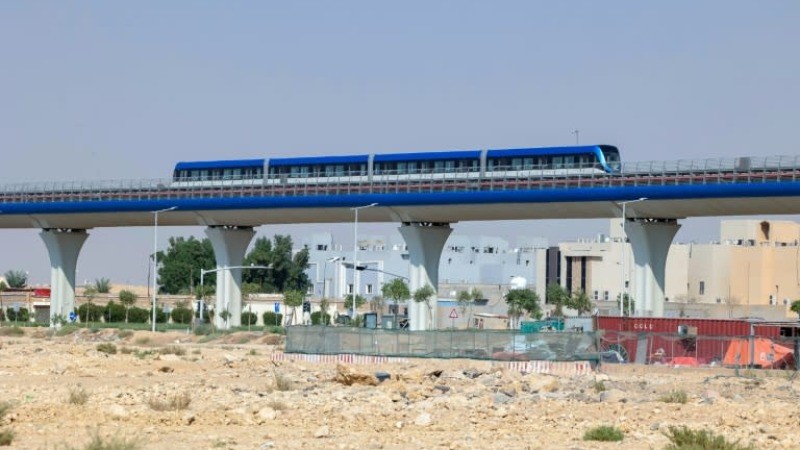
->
left=600, top=146, right=621, bottom=172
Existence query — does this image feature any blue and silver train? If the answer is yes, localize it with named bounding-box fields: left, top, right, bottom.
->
left=172, top=145, right=621, bottom=186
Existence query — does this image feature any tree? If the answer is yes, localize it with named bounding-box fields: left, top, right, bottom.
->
left=616, top=293, right=635, bottom=317
left=283, top=290, right=305, bottom=325
left=82, top=286, right=98, bottom=325
left=791, top=299, right=800, bottom=318
left=243, top=235, right=311, bottom=294
left=505, top=288, right=542, bottom=328
left=413, top=285, right=436, bottom=329
left=382, top=279, right=410, bottom=328
left=546, top=284, right=569, bottom=317
left=0, top=280, right=6, bottom=322
left=568, top=290, right=594, bottom=316
left=118, top=290, right=137, bottom=323
left=456, top=287, right=482, bottom=327
left=319, top=297, right=332, bottom=326
left=94, top=278, right=112, bottom=294
left=157, top=236, right=216, bottom=295
left=3, top=270, right=27, bottom=288
left=344, top=294, right=367, bottom=315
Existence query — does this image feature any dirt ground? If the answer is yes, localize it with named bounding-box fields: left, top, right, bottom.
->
left=1, top=327, right=799, bottom=450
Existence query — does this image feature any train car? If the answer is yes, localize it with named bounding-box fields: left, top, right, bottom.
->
left=595, top=316, right=792, bottom=366
left=172, top=159, right=265, bottom=187
left=484, top=145, right=620, bottom=178
left=265, top=154, right=369, bottom=185
left=171, top=144, right=621, bottom=187
left=371, top=150, right=482, bottom=182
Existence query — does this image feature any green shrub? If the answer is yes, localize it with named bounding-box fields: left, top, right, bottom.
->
left=76, top=432, right=140, bottom=450
left=0, top=310, right=5, bottom=321
left=96, top=343, right=117, bottom=355
left=663, top=426, right=754, bottom=450
left=592, top=380, right=606, bottom=392
left=5, top=307, right=29, bottom=322
left=56, top=325, right=80, bottom=336
left=104, top=301, right=127, bottom=323
left=583, top=425, right=624, bottom=442
left=241, top=311, right=258, bottom=325
left=151, top=307, right=168, bottom=324
left=170, top=307, right=193, bottom=324
left=659, top=390, right=688, bottom=404
left=159, top=345, right=186, bottom=356
left=262, top=312, right=283, bottom=327
left=0, top=428, right=13, bottom=446
left=77, top=303, right=103, bottom=322
left=0, top=326, right=24, bottom=337
left=127, top=307, right=150, bottom=324
left=193, top=324, right=214, bottom=336
left=310, top=311, right=331, bottom=325
left=118, top=330, right=134, bottom=339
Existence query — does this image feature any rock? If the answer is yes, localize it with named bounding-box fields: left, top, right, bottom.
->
left=492, top=393, right=512, bottom=405
left=257, top=407, right=278, bottom=421
left=107, top=404, right=128, bottom=419
left=599, top=389, right=627, bottom=403
left=333, top=364, right=378, bottom=386
left=433, top=385, right=451, bottom=393
left=314, top=425, right=330, bottom=438
left=183, top=412, right=196, bottom=425
left=395, top=421, right=404, bottom=429
left=414, top=412, right=433, bottom=427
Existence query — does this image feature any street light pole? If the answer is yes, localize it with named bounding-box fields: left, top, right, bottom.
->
left=351, top=203, right=378, bottom=320
left=151, top=206, right=177, bottom=332
left=617, top=198, right=647, bottom=316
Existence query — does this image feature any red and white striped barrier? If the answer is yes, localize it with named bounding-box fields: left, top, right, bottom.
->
left=271, top=352, right=593, bottom=375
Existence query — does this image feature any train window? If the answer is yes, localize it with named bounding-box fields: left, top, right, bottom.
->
left=397, top=162, right=407, bottom=174
left=553, top=156, right=563, bottom=169
left=511, top=158, right=522, bottom=170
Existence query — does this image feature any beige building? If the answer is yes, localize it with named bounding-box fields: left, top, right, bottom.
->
left=558, top=219, right=800, bottom=319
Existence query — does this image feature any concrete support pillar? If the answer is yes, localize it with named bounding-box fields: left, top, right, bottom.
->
left=40, top=229, right=89, bottom=325
left=205, top=226, right=255, bottom=329
left=626, top=219, right=680, bottom=317
left=399, top=222, right=452, bottom=331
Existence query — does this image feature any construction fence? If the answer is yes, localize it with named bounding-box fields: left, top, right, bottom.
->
left=599, top=331, right=800, bottom=369
left=285, top=326, right=600, bottom=362
left=286, top=326, right=800, bottom=370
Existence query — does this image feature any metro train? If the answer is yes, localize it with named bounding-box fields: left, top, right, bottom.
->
left=172, top=145, right=621, bottom=186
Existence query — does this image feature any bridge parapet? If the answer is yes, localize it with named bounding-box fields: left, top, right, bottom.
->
left=1, top=155, right=799, bottom=205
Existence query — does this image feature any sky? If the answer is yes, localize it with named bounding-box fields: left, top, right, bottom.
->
left=1, top=1, right=799, bottom=286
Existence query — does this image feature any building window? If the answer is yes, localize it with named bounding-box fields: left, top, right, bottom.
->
left=699, top=281, right=705, bottom=295
left=366, top=284, right=373, bottom=294
left=347, top=284, right=353, bottom=294
left=603, top=291, right=609, bottom=301
left=593, top=290, right=599, bottom=301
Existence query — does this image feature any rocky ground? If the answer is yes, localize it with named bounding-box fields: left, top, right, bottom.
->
left=0, top=327, right=799, bottom=449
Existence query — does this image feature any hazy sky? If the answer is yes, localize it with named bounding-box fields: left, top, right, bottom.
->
left=1, top=2, right=799, bottom=286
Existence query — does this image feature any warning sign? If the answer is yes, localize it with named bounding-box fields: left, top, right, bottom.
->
left=448, top=308, right=459, bottom=319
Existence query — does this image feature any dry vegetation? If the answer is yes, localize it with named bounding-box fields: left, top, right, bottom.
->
left=0, top=327, right=798, bottom=449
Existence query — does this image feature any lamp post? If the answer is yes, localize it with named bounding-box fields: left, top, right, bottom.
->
left=199, top=264, right=272, bottom=328
left=151, top=206, right=177, bottom=332
left=617, top=198, right=647, bottom=316
left=351, top=203, right=378, bottom=319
